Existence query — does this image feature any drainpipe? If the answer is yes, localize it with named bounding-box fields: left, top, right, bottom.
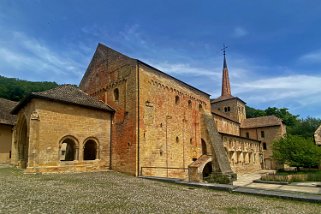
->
left=166, top=115, right=172, bottom=177
left=109, top=113, right=113, bottom=170
left=137, top=62, right=140, bottom=176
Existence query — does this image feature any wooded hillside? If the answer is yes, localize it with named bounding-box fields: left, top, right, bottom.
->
left=0, top=75, right=58, bottom=101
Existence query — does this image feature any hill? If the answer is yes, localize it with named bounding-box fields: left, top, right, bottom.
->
left=0, top=75, right=59, bottom=101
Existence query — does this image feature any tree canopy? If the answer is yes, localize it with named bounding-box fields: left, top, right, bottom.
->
left=273, top=134, right=321, bottom=169
left=0, top=75, right=59, bottom=101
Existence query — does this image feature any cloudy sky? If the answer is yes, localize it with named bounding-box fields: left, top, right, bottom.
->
left=1, top=1, right=321, bottom=118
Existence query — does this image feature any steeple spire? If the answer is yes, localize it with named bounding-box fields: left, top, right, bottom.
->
left=221, top=45, right=231, bottom=97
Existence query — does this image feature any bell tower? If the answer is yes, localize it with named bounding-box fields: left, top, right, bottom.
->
left=211, top=46, right=246, bottom=123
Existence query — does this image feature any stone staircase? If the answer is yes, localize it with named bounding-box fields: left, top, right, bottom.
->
left=202, top=113, right=236, bottom=181
left=188, top=154, right=213, bottom=182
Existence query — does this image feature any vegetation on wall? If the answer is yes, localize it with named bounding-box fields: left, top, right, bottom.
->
left=0, top=75, right=59, bottom=101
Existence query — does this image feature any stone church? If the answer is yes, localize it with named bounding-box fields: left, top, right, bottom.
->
left=6, top=43, right=285, bottom=181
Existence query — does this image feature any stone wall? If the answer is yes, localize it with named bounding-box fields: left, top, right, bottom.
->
left=213, top=114, right=240, bottom=136
left=79, top=44, right=138, bottom=175
left=138, top=63, right=212, bottom=179
left=240, top=125, right=285, bottom=169
left=211, top=98, right=246, bottom=123
left=0, top=124, right=12, bottom=163
left=11, top=99, right=111, bottom=173
left=222, top=134, right=262, bottom=174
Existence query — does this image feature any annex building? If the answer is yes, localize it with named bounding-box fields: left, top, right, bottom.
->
left=4, top=43, right=286, bottom=181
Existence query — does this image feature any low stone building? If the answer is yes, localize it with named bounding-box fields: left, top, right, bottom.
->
left=0, top=98, right=17, bottom=163
left=10, top=85, right=114, bottom=173
left=240, top=116, right=286, bottom=169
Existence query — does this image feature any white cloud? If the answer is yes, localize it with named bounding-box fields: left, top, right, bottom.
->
left=0, top=32, right=85, bottom=83
left=299, top=49, right=321, bottom=64
left=233, top=27, right=248, bottom=38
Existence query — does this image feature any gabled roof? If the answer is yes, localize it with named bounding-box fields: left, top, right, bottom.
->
left=81, top=43, right=210, bottom=97
left=12, top=85, right=114, bottom=114
left=0, top=98, right=17, bottom=125
left=240, top=115, right=283, bottom=129
left=211, top=95, right=246, bottom=104
left=212, top=109, right=240, bottom=124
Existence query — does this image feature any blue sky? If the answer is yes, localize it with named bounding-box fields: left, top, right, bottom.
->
left=1, top=1, right=321, bottom=118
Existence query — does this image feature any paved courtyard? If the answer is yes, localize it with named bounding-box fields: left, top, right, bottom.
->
left=0, top=167, right=321, bottom=213
left=233, top=170, right=321, bottom=195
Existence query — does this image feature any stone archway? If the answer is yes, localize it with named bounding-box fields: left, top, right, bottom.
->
left=202, top=161, right=213, bottom=178
left=59, top=136, right=79, bottom=161
left=84, top=140, right=98, bottom=160
left=17, top=116, right=29, bottom=168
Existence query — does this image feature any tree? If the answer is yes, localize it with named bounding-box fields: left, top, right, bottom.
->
left=0, top=75, right=59, bottom=101
left=264, top=107, right=299, bottom=127
left=272, top=135, right=321, bottom=170
left=245, top=105, right=266, bottom=118
left=288, top=117, right=321, bottom=138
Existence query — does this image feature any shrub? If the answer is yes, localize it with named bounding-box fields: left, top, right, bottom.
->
left=204, top=173, right=231, bottom=184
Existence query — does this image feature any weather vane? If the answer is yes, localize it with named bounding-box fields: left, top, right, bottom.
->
left=221, top=44, right=228, bottom=56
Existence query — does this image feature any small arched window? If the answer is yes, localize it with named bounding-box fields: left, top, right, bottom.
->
left=175, top=95, right=180, bottom=105
left=113, top=88, right=119, bottom=101
left=188, top=100, right=192, bottom=108
left=176, top=136, right=179, bottom=143
left=199, top=104, right=203, bottom=111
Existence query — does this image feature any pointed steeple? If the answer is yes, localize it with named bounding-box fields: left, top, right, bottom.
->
left=221, top=55, right=231, bottom=97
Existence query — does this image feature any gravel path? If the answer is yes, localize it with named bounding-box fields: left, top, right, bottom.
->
left=0, top=167, right=320, bottom=214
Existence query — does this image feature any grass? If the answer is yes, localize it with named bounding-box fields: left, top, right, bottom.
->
left=225, top=207, right=260, bottom=214
left=261, top=170, right=321, bottom=183
left=0, top=167, right=320, bottom=213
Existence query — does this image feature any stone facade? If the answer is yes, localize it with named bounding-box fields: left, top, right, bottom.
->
left=80, top=44, right=234, bottom=180
left=0, top=98, right=17, bottom=163
left=0, top=124, right=12, bottom=163
left=240, top=118, right=286, bottom=169
left=138, top=63, right=212, bottom=179
left=80, top=45, right=138, bottom=175
left=222, top=134, right=262, bottom=173
left=11, top=86, right=113, bottom=173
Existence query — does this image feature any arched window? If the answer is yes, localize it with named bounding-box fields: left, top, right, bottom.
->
left=176, top=136, right=179, bottom=143
left=113, top=88, right=119, bottom=101
left=60, top=138, right=77, bottom=161
left=84, top=140, right=98, bottom=160
left=175, top=95, right=180, bottom=105
left=201, top=139, right=207, bottom=155
left=199, top=104, right=203, bottom=111
left=188, top=100, right=192, bottom=108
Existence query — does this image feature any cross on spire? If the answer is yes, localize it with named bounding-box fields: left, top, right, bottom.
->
left=221, top=44, right=228, bottom=56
